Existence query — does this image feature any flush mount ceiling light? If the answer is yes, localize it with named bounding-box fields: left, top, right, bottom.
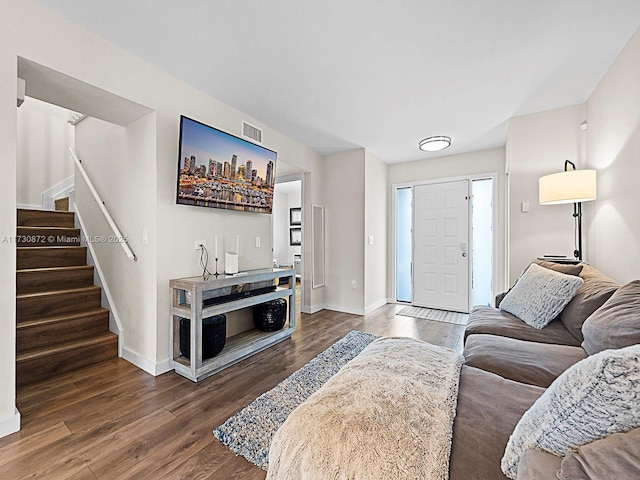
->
left=418, top=135, right=451, bottom=152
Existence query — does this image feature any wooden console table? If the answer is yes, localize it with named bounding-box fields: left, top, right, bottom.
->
left=170, top=268, right=296, bottom=382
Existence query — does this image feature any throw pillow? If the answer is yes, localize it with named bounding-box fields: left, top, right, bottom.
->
left=560, top=264, right=620, bottom=342
left=495, top=260, right=582, bottom=307
left=558, top=427, right=640, bottom=480
left=581, top=280, right=640, bottom=355
left=501, top=344, right=640, bottom=480
left=535, top=259, right=584, bottom=277
left=499, top=263, right=584, bottom=329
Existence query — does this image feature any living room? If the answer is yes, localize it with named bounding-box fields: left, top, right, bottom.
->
left=1, top=1, right=639, bottom=478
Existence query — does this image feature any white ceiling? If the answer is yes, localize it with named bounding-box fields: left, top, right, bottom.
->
left=35, top=0, right=640, bottom=164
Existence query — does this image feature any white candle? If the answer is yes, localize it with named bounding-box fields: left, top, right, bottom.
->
left=236, top=234, right=240, bottom=254
left=214, top=234, right=218, bottom=259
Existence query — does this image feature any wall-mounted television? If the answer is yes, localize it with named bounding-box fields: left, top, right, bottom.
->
left=176, top=115, right=277, bottom=214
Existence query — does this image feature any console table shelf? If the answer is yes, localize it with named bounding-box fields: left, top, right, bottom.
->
left=170, top=268, right=296, bottom=382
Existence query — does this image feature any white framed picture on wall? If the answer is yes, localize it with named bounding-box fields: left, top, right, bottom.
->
left=290, top=227, right=302, bottom=246
left=290, top=207, right=302, bottom=225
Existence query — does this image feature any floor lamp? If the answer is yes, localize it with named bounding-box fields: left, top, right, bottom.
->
left=539, top=160, right=597, bottom=261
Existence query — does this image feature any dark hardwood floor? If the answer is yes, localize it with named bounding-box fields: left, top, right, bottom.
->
left=0, top=304, right=465, bottom=480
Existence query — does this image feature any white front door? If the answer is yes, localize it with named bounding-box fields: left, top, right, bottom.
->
left=413, top=180, right=470, bottom=313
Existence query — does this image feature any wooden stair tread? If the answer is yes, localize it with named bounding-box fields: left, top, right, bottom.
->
left=17, top=209, right=75, bottom=228
left=17, top=333, right=118, bottom=363
left=17, top=265, right=94, bottom=274
left=16, top=285, right=101, bottom=300
left=17, top=308, right=109, bottom=329
left=17, top=226, right=80, bottom=232
left=17, top=245, right=85, bottom=251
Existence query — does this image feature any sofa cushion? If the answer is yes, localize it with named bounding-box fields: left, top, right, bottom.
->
left=535, top=259, right=584, bottom=277
left=558, top=427, right=640, bottom=480
left=449, top=366, right=545, bottom=480
left=560, top=264, right=620, bottom=342
left=464, top=334, right=587, bottom=387
left=516, top=449, right=561, bottom=480
left=500, top=264, right=584, bottom=329
left=465, top=306, right=581, bottom=346
left=582, top=280, right=640, bottom=355
left=501, top=344, right=640, bottom=479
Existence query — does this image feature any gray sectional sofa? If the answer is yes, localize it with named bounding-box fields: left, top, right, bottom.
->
left=452, top=260, right=640, bottom=480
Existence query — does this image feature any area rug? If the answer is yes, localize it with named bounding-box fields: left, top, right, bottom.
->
left=213, top=330, right=380, bottom=470
left=397, top=305, right=469, bottom=325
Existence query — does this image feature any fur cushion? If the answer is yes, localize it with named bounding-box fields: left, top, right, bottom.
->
left=501, top=344, right=640, bottom=479
left=500, top=263, right=583, bottom=329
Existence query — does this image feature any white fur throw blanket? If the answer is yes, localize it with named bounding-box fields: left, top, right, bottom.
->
left=266, top=337, right=464, bottom=480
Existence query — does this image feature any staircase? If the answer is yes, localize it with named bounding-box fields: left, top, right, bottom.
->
left=16, top=208, right=118, bottom=387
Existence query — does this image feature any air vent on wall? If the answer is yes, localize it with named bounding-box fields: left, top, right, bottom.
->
left=242, top=121, right=263, bottom=144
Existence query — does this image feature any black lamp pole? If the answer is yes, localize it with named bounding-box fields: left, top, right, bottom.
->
left=573, top=202, right=582, bottom=261
left=564, top=160, right=582, bottom=261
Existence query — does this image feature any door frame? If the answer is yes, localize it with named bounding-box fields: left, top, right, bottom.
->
left=274, top=174, right=305, bottom=311
left=391, top=172, right=499, bottom=309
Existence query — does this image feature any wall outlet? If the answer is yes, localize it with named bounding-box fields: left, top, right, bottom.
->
left=194, top=240, right=206, bottom=250
left=351, top=280, right=357, bottom=289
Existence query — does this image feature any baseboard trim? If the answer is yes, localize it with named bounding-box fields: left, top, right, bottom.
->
left=0, top=408, right=21, bottom=439
left=16, top=203, right=42, bottom=210
left=301, top=304, right=325, bottom=314
left=73, top=204, right=124, bottom=356
left=364, top=298, right=388, bottom=315
left=323, top=304, right=366, bottom=316
left=122, top=347, right=173, bottom=377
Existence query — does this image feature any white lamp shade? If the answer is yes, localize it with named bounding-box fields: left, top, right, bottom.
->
left=539, top=169, right=597, bottom=205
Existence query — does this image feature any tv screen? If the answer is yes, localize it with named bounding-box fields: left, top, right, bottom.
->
left=176, top=116, right=277, bottom=213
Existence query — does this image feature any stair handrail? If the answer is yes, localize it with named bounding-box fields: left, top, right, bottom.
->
left=69, top=147, right=137, bottom=262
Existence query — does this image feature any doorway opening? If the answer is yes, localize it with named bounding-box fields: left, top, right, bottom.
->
left=394, top=176, right=494, bottom=311
left=273, top=178, right=303, bottom=318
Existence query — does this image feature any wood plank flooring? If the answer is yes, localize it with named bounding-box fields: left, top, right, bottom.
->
left=1, top=304, right=464, bottom=480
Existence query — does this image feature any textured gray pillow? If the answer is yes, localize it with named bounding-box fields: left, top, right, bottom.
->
left=501, top=344, right=640, bottom=479
left=500, top=263, right=584, bottom=329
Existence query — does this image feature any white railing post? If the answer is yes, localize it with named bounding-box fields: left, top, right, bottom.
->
left=69, top=147, right=137, bottom=261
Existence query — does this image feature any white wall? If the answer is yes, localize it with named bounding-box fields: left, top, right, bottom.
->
left=585, top=27, right=640, bottom=283
left=323, top=149, right=365, bottom=313
left=17, top=96, right=74, bottom=207
left=0, top=45, right=19, bottom=438
left=364, top=150, right=388, bottom=310
left=75, top=114, right=159, bottom=369
left=506, top=105, right=587, bottom=283
left=388, top=147, right=507, bottom=294
left=0, top=0, right=325, bottom=434
left=302, top=170, right=326, bottom=312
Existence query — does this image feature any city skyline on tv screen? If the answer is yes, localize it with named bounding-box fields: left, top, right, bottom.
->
left=177, top=116, right=277, bottom=213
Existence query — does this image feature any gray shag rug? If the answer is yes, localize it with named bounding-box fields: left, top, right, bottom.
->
left=213, top=330, right=379, bottom=470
